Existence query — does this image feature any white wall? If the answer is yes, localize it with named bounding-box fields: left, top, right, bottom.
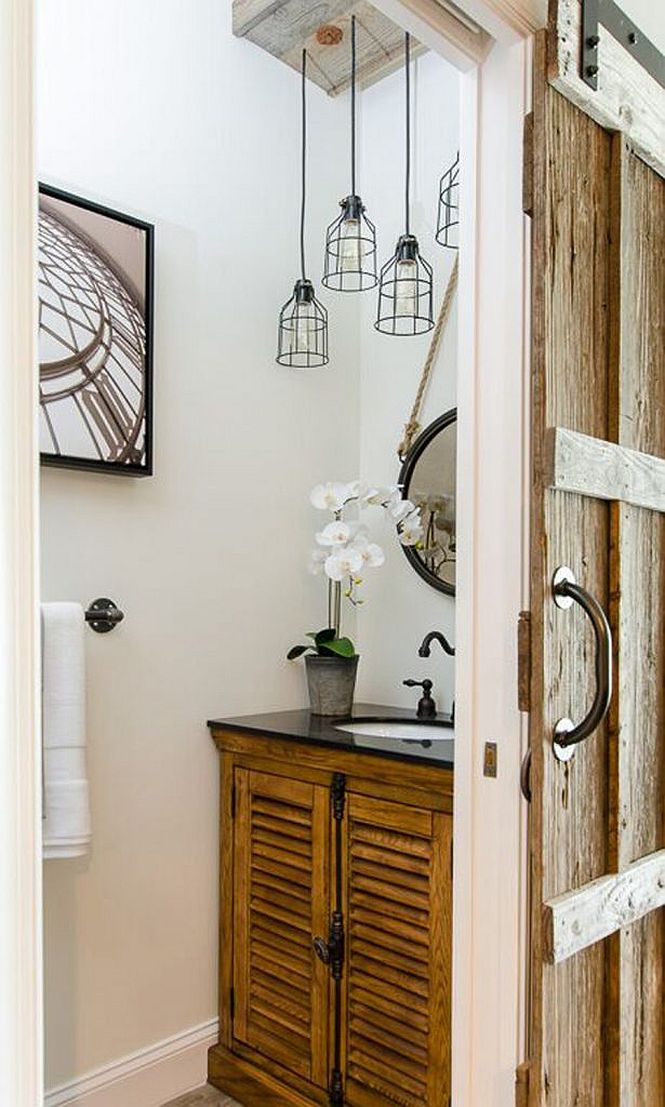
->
left=621, top=0, right=665, bottom=54
left=38, top=0, right=359, bottom=1089
left=356, top=53, right=459, bottom=715
left=39, top=0, right=459, bottom=1094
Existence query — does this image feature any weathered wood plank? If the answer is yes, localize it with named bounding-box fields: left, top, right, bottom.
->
left=545, top=426, right=665, bottom=513
left=232, top=0, right=433, bottom=95
left=531, top=24, right=665, bottom=1107
left=544, top=849, right=665, bottom=964
left=234, top=0, right=349, bottom=40
left=529, top=32, right=612, bottom=1106
left=547, top=0, right=665, bottom=180
left=606, top=136, right=665, bottom=1107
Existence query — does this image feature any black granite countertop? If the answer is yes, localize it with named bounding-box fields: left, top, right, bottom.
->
left=208, top=702, right=454, bottom=769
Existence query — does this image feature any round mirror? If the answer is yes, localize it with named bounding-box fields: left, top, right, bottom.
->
left=398, top=408, right=457, bottom=596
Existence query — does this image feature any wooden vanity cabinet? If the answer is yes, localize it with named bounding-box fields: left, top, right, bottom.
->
left=208, top=727, right=453, bottom=1107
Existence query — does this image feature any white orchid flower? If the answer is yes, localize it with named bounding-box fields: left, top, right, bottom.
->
left=350, top=535, right=385, bottom=569
left=360, top=485, right=392, bottom=506
left=308, top=548, right=328, bottom=575
left=310, top=482, right=350, bottom=512
left=388, top=498, right=417, bottom=523
left=399, top=513, right=424, bottom=546
left=324, top=547, right=364, bottom=582
left=316, top=520, right=351, bottom=547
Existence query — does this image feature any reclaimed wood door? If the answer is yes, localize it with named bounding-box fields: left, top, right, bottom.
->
left=527, top=15, right=665, bottom=1107
left=231, top=768, right=331, bottom=1091
left=343, top=792, right=453, bottom=1107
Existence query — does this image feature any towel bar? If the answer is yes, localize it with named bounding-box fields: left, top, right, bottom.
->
left=85, top=598, right=124, bottom=633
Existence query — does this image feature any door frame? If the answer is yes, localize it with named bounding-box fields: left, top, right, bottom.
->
left=0, top=1, right=42, bottom=1106
left=376, top=3, right=540, bottom=1104
left=0, top=1, right=545, bottom=1105
left=453, top=36, right=533, bottom=1107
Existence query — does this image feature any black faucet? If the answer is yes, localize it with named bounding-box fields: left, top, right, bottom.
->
left=418, top=631, right=455, bottom=723
left=418, top=630, right=455, bottom=658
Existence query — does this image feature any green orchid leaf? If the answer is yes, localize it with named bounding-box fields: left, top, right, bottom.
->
left=323, top=637, right=356, bottom=658
left=287, top=645, right=310, bottom=660
left=315, top=628, right=337, bottom=644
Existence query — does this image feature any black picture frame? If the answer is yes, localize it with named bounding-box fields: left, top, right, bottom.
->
left=398, top=407, right=457, bottom=597
left=38, top=183, right=155, bottom=477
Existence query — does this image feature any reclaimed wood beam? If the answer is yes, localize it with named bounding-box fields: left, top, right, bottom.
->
left=546, top=426, right=665, bottom=513
left=232, top=0, right=490, bottom=94
left=544, top=849, right=665, bottom=963
left=548, top=0, right=665, bottom=179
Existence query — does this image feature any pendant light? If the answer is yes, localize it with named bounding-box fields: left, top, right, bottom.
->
left=375, top=33, right=434, bottom=337
left=435, top=150, right=460, bottom=249
left=322, top=16, right=377, bottom=292
left=277, top=50, right=329, bottom=369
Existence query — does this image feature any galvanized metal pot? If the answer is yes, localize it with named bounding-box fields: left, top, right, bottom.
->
left=305, top=654, right=359, bottom=716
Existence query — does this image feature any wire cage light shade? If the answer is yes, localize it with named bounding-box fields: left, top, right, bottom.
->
left=322, top=15, right=378, bottom=293
left=375, top=233, right=434, bottom=336
left=323, top=194, right=378, bottom=292
left=277, top=278, right=329, bottom=368
left=435, top=151, right=459, bottom=249
left=375, top=32, right=434, bottom=337
left=276, top=49, right=330, bottom=369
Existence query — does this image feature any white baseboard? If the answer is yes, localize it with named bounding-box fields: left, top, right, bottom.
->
left=45, top=1018, right=219, bottom=1107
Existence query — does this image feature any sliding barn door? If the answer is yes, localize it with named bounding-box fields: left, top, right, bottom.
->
left=528, top=14, right=665, bottom=1107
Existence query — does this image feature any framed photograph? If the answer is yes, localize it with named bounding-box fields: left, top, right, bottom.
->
left=38, top=184, right=154, bottom=476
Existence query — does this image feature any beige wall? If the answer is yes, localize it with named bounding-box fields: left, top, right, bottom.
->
left=38, top=0, right=359, bottom=1087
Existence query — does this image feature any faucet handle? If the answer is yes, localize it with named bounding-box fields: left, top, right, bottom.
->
left=403, top=679, right=436, bottom=718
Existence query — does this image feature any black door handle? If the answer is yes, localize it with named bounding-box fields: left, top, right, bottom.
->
left=551, top=567, right=613, bottom=762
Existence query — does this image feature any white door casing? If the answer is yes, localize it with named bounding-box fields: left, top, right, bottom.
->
left=0, top=0, right=42, bottom=1105
left=374, top=3, right=535, bottom=1104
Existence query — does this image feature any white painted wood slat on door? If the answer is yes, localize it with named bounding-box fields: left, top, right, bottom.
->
left=546, top=426, right=665, bottom=513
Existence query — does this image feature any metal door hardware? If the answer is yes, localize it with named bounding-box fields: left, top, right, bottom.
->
left=312, top=912, right=345, bottom=979
left=313, top=774, right=346, bottom=1106
left=483, top=742, right=498, bottom=778
left=581, top=0, right=665, bottom=91
left=520, top=748, right=532, bottom=802
left=551, top=567, right=613, bottom=762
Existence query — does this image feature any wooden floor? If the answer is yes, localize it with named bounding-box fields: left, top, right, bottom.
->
left=164, top=1086, right=242, bottom=1107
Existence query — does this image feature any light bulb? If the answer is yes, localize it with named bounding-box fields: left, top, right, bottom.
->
left=340, top=218, right=361, bottom=272
left=294, top=309, right=315, bottom=354
left=395, top=259, right=418, bottom=318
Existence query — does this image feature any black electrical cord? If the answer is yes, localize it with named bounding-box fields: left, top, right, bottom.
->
left=351, top=15, right=357, bottom=197
left=405, top=32, right=411, bottom=236
left=300, top=48, right=307, bottom=282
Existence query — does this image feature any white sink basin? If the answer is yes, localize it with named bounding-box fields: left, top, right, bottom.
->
left=334, top=720, right=454, bottom=742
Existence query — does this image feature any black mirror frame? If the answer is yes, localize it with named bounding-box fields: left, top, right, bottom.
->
left=398, top=406, right=457, bottom=597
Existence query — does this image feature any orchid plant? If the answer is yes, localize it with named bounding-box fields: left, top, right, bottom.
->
left=287, top=480, right=424, bottom=661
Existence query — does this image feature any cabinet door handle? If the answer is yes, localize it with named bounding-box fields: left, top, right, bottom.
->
left=552, top=567, right=613, bottom=762
left=313, top=914, right=344, bottom=977
left=312, top=936, right=331, bottom=964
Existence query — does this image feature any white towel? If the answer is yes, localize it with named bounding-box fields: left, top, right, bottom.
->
left=42, top=603, right=91, bottom=859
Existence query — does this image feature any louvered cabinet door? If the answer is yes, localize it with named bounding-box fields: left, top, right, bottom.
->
left=344, top=793, right=452, bottom=1107
left=232, top=768, right=331, bottom=1091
